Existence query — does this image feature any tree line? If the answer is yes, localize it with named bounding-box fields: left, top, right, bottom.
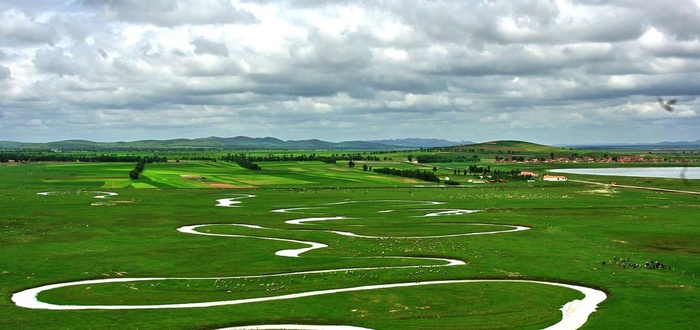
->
left=222, top=153, right=381, bottom=163
left=222, top=153, right=339, bottom=164
left=129, top=156, right=162, bottom=179
left=372, top=167, right=440, bottom=182
left=414, top=154, right=480, bottom=163
left=221, top=154, right=261, bottom=170
left=0, top=152, right=167, bottom=163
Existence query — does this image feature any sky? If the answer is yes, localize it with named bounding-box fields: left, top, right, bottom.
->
left=1, top=0, right=699, bottom=145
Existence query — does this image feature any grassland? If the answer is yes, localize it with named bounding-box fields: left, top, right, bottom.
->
left=1, top=149, right=698, bottom=329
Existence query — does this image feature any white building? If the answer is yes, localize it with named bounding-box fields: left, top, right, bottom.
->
left=543, top=175, right=568, bottom=181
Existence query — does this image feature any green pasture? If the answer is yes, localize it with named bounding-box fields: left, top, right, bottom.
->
left=0, top=161, right=430, bottom=190
left=141, top=160, right=432, bottom=188
left=0, top=161, right=698, bottom=329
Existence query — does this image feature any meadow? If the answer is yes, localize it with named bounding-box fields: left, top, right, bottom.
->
left=1, top=155, right=698, bottom=329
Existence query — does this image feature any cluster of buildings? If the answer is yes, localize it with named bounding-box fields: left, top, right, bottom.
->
left=500, top=155, right=675, bottom=164
left=519, top=171, right=568, bottom=181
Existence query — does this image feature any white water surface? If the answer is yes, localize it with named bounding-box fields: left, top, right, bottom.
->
left=550, top=167, right=700, bottom=179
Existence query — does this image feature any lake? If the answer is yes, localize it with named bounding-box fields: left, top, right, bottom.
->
left=549, top=167, right=700, bottom=179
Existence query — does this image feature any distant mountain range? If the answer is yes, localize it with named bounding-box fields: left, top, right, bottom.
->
left=1, top=136, right=698, bottom=151
left=0, top=136, right=472, bottom=150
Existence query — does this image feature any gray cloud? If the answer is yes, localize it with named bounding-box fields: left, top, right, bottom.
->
left=33, top=48, right=83, bottom=76
left=191, top=37, right=229, bottom=56
left=85, top=0, right=259, bottom=26
left=0, top=7, right=55, bottom=45
left=0, top=0, right=698, bottom=144
left=0, top=65, right=9, bottom=80
left=288, top=29, right=373, bottom=70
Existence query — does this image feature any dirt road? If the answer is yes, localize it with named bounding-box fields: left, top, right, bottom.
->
left=571, top=180, right=700, bottom=195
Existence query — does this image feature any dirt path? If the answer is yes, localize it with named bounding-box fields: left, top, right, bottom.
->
left=571, top=180, right=700, bottom=195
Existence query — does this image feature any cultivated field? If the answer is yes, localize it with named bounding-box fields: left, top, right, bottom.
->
left=1, top=156, right=698, bottom=329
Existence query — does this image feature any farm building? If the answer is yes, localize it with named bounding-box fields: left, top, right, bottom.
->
left=519, top=171, right=539, bottom=177
left=543, top=175, right=568, bottom=181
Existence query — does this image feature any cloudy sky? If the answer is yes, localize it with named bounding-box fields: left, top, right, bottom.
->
left=1, top=0, right=699, bottom=145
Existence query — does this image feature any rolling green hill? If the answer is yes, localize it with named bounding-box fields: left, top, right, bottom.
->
left=449, top=140, right=579, bottom=155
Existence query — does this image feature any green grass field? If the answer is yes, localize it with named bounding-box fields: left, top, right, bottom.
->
left=1, top=159, right=698, bottom=329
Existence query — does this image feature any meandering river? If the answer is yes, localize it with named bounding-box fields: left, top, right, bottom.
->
left=13, top=192, right=606, bottom=329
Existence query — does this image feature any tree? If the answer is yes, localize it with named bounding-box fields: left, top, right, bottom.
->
left=362, top=164, right=368, bottom=171
left=407, top=155, right=413, bottom=162
left=348, top=160, right=355, bottom=168
left=129, top=157, right=150, bottom=179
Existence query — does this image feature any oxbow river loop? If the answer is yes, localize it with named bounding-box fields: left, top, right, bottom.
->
left=12, top=192, right=606, bottom=329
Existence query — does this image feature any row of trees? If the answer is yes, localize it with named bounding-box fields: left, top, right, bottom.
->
left=331, top=153, right=381, bottom=161
left=414, top=154, right=480, bottom=163
left=0, top=152, right=167, bottom=163
left=222, top=153, right=338, bottom=164
left=221, top=154, right=261, bottom=170
left=467, top=165, right=491, bottom=174
left=489, top=169, right=532, bottom=181
left=449, top=166, right=533, bottom=181
left=372, top=167, right=440, bottom=182
left=129, top=157, right=157, bottom=179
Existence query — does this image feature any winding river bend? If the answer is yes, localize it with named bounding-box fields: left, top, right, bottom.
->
left=13, top=192, right=606, bottom=329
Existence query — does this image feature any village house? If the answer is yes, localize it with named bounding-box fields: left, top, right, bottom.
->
left=519, top=171, right=539, bottom=177
left=543, top=174, right=568, bottom=181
